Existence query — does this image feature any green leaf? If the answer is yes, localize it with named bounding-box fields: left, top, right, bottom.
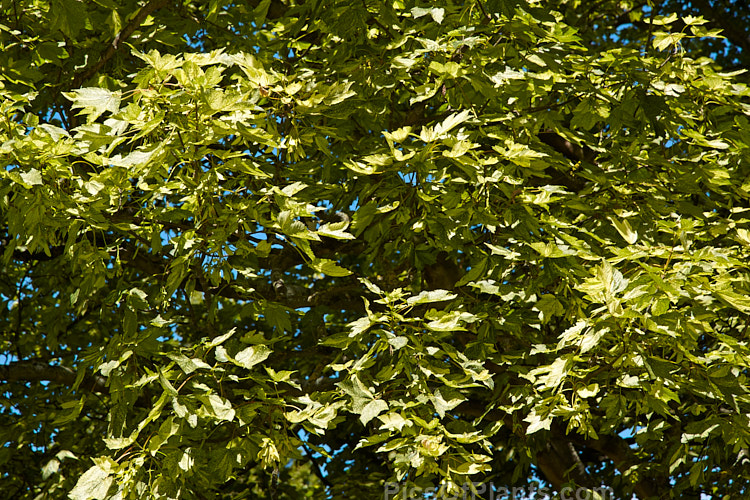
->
left=653, top=32, right=686, bottom=51
left=360, top=399, right=389, bottom=425
left=610, top=217, right=638, bottom=245
left=50, top=0, right=87, bottom=38
left=309, top=258, right=352, bottom=276
left=411, top=6, right=445, bottom=24
left=651, top=297, right=670, bottom=316
left=425, top=310, right=475, bottom=331
left=530, top=357, right=571, bottom=391
left=52, top=397, right=85, bottom=425
left=158, top=368, right=178, bottom=396
left=69, top=463, right=114, bottom=500
left=64, top=87, right=121, bottom=122
left=524, top=410, right=553, bottom=435
left=406, top=289, right=457, bottom=305
left=388, top=336, right=408, bottom=350
left=317, top=224, right=356, bottom=240
left=535, top=294, right=564, bottom=323
left=19, top=169, right=43, bottom=186
left=166, top=353, right=212, bottom=374
left=435, top=109, right=471, bottom=135
left=234, top=344, right=272, bottom=369
left=103, top=435, right=135, bottom=450
left=715, top=290, right=750, bottom=313
left=682, top=15, right=708, bottom=25
left=41, top=457, right=60, bottom=479
left=431, top=387, right=465, bottom=418
left=347, top=316, right=374, bottom=337
left=451, top=459, right=492, bottom=475
left=202, top=394, right=235, bottom=422
left=378, top=412, right=409, bottom=432
left=207, top=329, right=237, bottom=349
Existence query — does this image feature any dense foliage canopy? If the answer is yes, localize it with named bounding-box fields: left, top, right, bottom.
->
left=3, top=0, right=750, bottom=498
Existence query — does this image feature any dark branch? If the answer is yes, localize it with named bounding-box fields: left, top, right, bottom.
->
left=302, top=442, right=333, bottom=488
left=0, top=360, right=107, bottom=393
left=72, top=0, right=172, bottom=88
left=456, top=400, right=662, bottom=498
left=677, top=0, right=750, bottom=56
left=538, top=131, right=598, bottom=165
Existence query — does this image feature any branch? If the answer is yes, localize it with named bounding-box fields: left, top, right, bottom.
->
left=72, top=0, right=171, bottom=88
left=535, top=437, right=592, bottom=492
left=538, top=131, right=598, bottom=165
left=246, top=0, right=289, bottom=20
left=568, top=431, right=660, bottom=499
left=456, top=400, right=662, bottom=498
left=0, top=360, right=107, bottom=393
left=677, top=0, right=750, bottom=56
left=5, top=230, right=368, bottom=311
left=302, top=442, right=333, bottom=488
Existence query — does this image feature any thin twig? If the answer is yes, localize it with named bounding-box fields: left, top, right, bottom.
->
left=72, top=0, right=171, bottom=88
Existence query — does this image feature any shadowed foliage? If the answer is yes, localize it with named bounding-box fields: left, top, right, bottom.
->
left=2, top=1, right=750, bottom=498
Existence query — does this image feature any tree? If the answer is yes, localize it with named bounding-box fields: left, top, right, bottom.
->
left=2, top=0, right=750, bottom=498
